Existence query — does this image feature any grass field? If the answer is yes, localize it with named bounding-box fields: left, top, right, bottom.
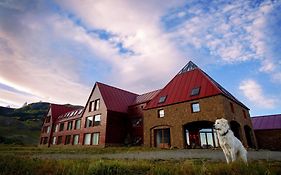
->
left=0, top=146, right=281, bottom=175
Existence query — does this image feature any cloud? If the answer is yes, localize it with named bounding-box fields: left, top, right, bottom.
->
left=239, top=79, right=277, bottom=109
left=55, top=0, right=187, bottom=92
left=163, top=0, right=281, bottom=78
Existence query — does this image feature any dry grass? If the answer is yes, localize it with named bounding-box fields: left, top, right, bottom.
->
left=0, top=155, right=280, bottom=175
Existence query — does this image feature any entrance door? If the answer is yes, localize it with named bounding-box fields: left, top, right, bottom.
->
left=154, top=128, right=170, bottom=148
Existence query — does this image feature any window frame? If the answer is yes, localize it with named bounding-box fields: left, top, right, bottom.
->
left=75, top=119, right=81, bottom=130
left=92, top=133, right=100, bottom=145
left=158, top=96, right=167, bottom=103
left=190, top=87, right=200, bottom=96
left=94, top=114, right=101, bottom=126
left=191, top=102, right=200, bottom=113
left=158, top=109, right=165, bottom=118
left=85, top=116, right=94, bottom=128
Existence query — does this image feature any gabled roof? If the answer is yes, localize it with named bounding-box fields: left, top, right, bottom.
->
left=97, top=82, right=138, bottom=113
left=49, top=104, right=77, bottom=122
left=145, top=61, right=248, bottom=109
left=132, top=89, right=161, bottom=106
left=251, top=114, right=281, bottom=130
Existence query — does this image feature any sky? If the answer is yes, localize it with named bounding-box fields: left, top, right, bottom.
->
left=0, top=0, right=280, bottom=117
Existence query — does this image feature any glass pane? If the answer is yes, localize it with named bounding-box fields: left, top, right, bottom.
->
left=75, top=120, right=81, bottom=129
left=207, top=133, right=214, bottom=147
left=86, top=116, right=93, bottom=127
left=52, top=137, right=56, bottom=145
left=200, top=128, right=212, bottom=132
left=192, top=103, right=200, bottom=112
left=158, top=96, right=166, bottom=103
left=95, top=115, right=101, bottom=121
left=214, top=131, right=218, bottom=147
left=84, top=134, right=91, bottom=145
left=156, top=130, right=162, bottom=145
left=92, top=133, right=99, bottom=145
left=163, top=129, right=170, bottom=144
left=158, top=109, right=164, bottom=118
left=95, top=99, right=100, bottom=110
left=186, top=130, right=190, bottom=145
left=73, top=135, right=79, bottom=145
left=200, top=133, right=206, bottom=147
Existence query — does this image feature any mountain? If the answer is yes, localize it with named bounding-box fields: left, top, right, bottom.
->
left=0, top=102, right=82, bottom=145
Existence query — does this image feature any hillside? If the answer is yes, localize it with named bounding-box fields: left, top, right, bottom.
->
left=0, top=102, right=82, bottom=145
left=0, top=102, right=50, bottom=145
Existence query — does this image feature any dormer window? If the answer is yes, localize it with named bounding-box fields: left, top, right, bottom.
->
left=158, top=96, right=167, bottom=103
left=191, top=87, right=200, bottom=96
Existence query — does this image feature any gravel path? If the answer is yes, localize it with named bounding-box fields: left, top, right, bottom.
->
left=35, top=149, right=281, bottom=161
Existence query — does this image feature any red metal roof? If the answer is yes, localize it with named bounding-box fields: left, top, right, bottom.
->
left=132, top=89, right=161, bottom=105
left=145, top=61, right=248, bottom=109
left=50, top=104, right=77, bottom=122
left=251, top=114, right=281, bottom=130
left=97, top=82, right=138, bottom=113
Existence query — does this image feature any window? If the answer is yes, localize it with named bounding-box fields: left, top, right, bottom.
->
left=155, top=128, right=170, bottom=148
left=65, top=135, right=71, bottom=145
left=85, top=116, right=93, bottom=128
left=158, top=96, right=167, bottom=103
left=132, top=118, right=142, bottom=127
left=73, top=135, right=79, bottom=145
left=67, top=121, right=73, bottom=130
left=243, top=110, right=247, bottom=119
left=158, top=109, right=165, bottom=118
left=52, top=137, right=56, bottom=145
left=84, top=133, right=91, bottom=145
left=191, top=103, right=200, bottom=113
left=199, top=128, right=218, bottom=148
left=89, top=99, right=100, bottom=112
left=47, top=126, right=51, bottom=134
left=43, top=137, right=48, bottom=144
left=55, top=124, right=59, bottom=132
left=230, top=102, right=234, bottom=113
left=94, top=114, right=101, bottom=126
left=92, top=133, right=100, bottom=145
left=191, top=87, right=200, bottom=96
left=45, top=116, right=51, bottom=123
left=59, top=123, right=64, bottom=131
left=57, top=136, right=62, bottom=145
left=75, top=119, right=81, bottom=130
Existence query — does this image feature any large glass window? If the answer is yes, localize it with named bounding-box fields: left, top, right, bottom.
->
left=199, top=128, right=218, bottom=148
left=92, top=133, right=100, bottom=145
left=84, top=133, right=91, bottom=145
left=155, top=128, right=170, bottom=148
left=191, top=103, right=200, bottom=113
left=47, top=126, right=51, bottom=134
left=75, top=119, right=81, bottom=130
left=85, top=116, right=93, bottom=128
left=94, top=114, right=101, bottom=126
left=73, top=135, right=79, bottom=145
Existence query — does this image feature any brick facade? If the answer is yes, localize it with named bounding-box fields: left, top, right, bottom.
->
left=143, top=95, right=256, bottom=149
left=254, top=130, right=281, bottom=150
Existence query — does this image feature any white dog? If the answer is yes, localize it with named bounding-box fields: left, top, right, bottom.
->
left=214, top=118, right=247, bottom=164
